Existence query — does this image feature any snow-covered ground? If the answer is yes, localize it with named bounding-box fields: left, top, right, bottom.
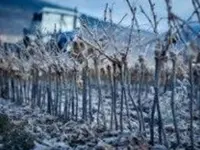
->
left=0, top=80, right=200, bottom=150
left=0, top=99, right=150, bottom=150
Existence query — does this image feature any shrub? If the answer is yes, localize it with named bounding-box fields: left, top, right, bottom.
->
left=0, top=113, right=10, bottom=134
left=0, top=114, right=35, bottom=150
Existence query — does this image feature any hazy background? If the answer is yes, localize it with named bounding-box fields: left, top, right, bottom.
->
left=42, top=0, right=194, bottom=30
left=0, top=0, right=195, bottom=42
left=0, top=0, right=72, bottom=38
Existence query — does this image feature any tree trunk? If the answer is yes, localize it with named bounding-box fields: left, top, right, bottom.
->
left=119, top=63, right=124, bottom=132
left=124, top=61, right=131, bottom=131
left=189, top=58, right=194, bottom=150
left=150, top=54, right=166, bottom=146
left=138, top=62, right=146, bottom=135
left=171, top=58, right=180, bottom=146
left=112, top=62, right=118, bottom=130
left=107, top=65, right=114, bottom=130
left=47, top=74, right=52, bottom=114
left=74, top=72, right=79, bottom=121
left=82, top=62, right=88, bottom=121
left=88, top=70, right=93, bottom=123
left=94, top=58, right=105, bottom=127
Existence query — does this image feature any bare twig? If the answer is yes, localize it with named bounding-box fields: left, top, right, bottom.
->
left=140, top=6, right=154, bottom=30
left=104, top=3, right=108, bottom=22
